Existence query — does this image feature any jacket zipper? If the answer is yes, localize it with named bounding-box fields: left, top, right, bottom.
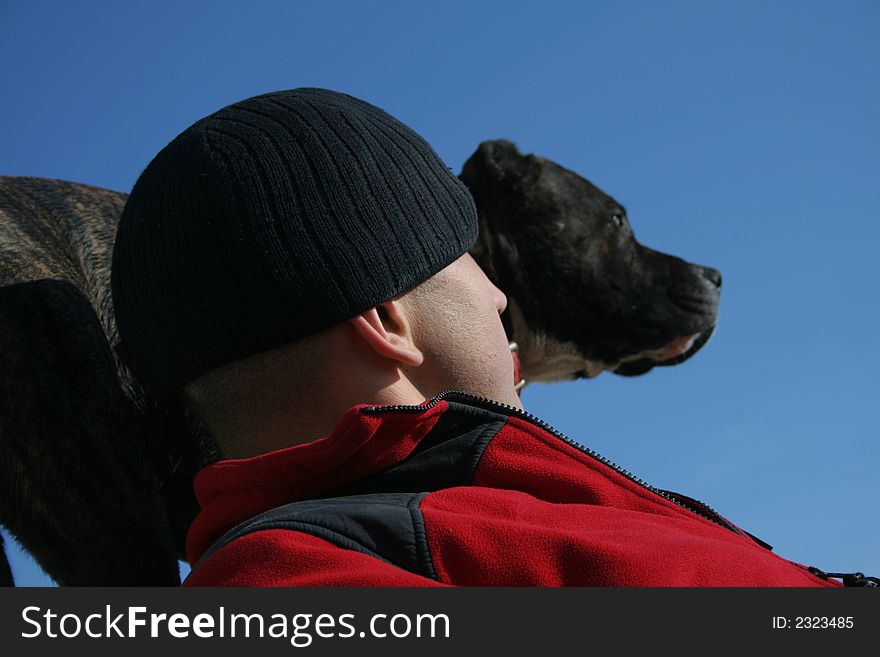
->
left=363, top=389, right=745, bottom=536
left=808, top=567, right=880, bottom=587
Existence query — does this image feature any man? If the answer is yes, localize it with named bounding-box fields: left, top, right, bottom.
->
left=111, top=88, right=838, bottom=586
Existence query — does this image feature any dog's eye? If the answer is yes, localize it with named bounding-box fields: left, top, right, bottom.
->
left=611, top=214, right=624, bottom=228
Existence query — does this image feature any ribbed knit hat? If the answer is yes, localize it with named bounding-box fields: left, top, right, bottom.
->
left=111, top=88, right=478, bottom=399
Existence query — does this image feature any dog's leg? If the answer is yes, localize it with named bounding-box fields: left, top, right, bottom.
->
left=0, top=533, right=12, bottom=586
left=0, top=279, right=180, bottom=585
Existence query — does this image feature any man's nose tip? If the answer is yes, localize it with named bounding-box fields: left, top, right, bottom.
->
left=497, top=290, right=508, bottom=315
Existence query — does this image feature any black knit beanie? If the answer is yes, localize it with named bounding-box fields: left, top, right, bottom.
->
left=111, top=88, right=478, bottom=399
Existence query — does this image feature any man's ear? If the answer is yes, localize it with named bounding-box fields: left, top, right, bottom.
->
left=349, top=300, right=424, bottom=367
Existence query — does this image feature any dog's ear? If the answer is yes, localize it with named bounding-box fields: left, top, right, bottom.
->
left=460, top=140, right=541, bottom=190
left=463, top=140, right=519, bottom=181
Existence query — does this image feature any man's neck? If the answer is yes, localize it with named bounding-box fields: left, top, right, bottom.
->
left=217, top=378, right=429, bottom=459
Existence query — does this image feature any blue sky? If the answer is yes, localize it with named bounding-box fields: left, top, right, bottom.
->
left=1, top=0, right=877, bottom=585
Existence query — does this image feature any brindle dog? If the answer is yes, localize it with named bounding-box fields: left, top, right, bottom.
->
left=0, top=178, right=213, bottom=586
left=0, top=141, right=719, bottom=585
left=462, top=141, right=721, bottom=382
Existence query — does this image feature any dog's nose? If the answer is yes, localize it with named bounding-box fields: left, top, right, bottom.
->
left=701, top=267, right=722, bottom=290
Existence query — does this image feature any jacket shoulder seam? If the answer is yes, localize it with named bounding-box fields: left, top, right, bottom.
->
left=408, top=492, right=438, bottom=581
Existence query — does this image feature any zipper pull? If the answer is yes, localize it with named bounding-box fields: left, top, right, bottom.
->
left=826, top=572, right=880, bottom=587
left=809, top=567, right=880, bottom=587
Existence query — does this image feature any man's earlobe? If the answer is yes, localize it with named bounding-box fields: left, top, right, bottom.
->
left=349, top=302, right=424, bottom=367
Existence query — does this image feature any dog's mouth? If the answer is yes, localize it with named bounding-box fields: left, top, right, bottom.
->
left=611, top=327, right=714, bottom=377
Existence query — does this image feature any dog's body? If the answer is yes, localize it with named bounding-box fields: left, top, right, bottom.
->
left=0, top=142, right=719, bottom=585
left=0, top=178, right=213, bottom=585
left=0, top=276, right=187, bottom=585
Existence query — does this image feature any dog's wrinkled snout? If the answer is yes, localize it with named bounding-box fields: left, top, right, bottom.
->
left=701, top=266, right=722, bottom=290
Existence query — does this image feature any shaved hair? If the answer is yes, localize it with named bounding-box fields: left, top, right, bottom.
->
left=180, top=328, right=330, bottom=451
left=179, top=270, right=447, bottom=455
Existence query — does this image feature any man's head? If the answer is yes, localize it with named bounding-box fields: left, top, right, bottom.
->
left=182, top=252, right=518, bottom=457
left=111, top=88, right=520, bottom=456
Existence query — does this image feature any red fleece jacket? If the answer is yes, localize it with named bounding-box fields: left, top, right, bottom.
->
left=184, top=392, right=839, bottom=587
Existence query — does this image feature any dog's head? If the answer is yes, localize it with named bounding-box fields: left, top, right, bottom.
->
left=462, top=140, right=721, bottom=382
